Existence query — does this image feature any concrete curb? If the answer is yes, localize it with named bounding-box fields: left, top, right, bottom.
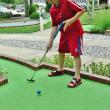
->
left=0, top=54, right=110, bottom=85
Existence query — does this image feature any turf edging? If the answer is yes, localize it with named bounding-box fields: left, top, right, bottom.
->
left=0, top=54, right=110, bottom=85
left=0, top=77, right=8, bottom=86
left=41, top=63, right=110, bottom=85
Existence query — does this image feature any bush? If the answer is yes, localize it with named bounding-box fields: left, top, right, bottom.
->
left=30, top=12, right=39, bottom=19
left=45, top=1, right=51, bottom=12
left=11, top=4, right=16, bottom=9
left=31, top=54, right=75, bottom=68
left=105, top=5, right=109, bottom=9
left=90, top=25, right=104, bottom=33
left=83, top=62, right=110, bottom=77
left=29, top=4, right=39, bottom=15
left=44, top=21, right=51, bottom=29
left=0, top=12, right=11, bottom=19
left=31, top=55, right=110, bottom=77
left=0, top=0, right=14, bottom=4
left=0, top=64, right=7, bottom=78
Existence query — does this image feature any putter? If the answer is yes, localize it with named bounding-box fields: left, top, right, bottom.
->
left=27, top=21, right=64, bottom=82
left=27, top=50, right=48, bottom=82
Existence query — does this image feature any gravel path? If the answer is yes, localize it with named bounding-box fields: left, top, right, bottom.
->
left=84, top=33, right=110, bottom=40
left=0, top=34, right=110, bottom=59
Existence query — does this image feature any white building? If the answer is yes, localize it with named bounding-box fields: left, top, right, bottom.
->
left=108, top=0, right=110, bottom=5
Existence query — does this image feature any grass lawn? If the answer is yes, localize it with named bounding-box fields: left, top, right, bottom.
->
left=0, top=25, right=40, bottom=33
left=81, top=9, right=110, bottom=33
left=0, top=21, right=51, bottom=33
left=0, top=9, right=110, bottom=33
left=14, top=0, right=24, bottom=4
left=81, top=9, right=110, bottom=25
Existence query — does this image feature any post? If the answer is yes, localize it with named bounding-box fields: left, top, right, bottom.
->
left=91, top=0, right=95, bottom=20
left=97, top=0, right=99, bottom=5
left=39, top=6, right=44, bottom=31
left=25, top=0, right=29, bottom=17
left=108, top=0, right=110, bottom=5
left=30, top=0, right=33, bottom=7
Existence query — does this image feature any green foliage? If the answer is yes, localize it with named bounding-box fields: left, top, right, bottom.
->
left=0, top=0, right=15, bottom=4
left=30, top=12, right=39, bottom=19
left=94, top=9, right=110, bottom=30
left=64, top=54, right=75, bottom=68
left=29, top=4, right=39, bottom=15
left=80, top=12, right=92, bottom=25
left=31, top=54, right=75, bottom=68
left=31, top=55, right=58, bottom=65
left=29, top=4, right=39, bottom=19
left=44, top=21, right=51, bottom=29
left=90, top=25, right=104, bottom=33
left=105, top=5, right=109, bottom=9
left=45, top=1, right=51, bottom=12
left=11, top=4, right=16, bottom=9
left=14, top=0, right=24, bottom=4
left=0, top=64, right=7, bottom=78
left=31, top=57, right=38, bottom=64
left=89, top=0, right=98, bottom=5
left=83, top=62, right=110, bottom=77
left=0, top=12, right=11, bottom=19
left=81, top=9, right=110, bottom=33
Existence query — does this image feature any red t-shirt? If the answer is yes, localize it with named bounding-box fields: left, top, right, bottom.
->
left=50, top=0, right=84, bottom=37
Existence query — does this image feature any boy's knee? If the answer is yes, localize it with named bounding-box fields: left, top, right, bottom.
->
left=59, top=52, right=65, bottom=56
left=74, top=56, right=81, bottom=59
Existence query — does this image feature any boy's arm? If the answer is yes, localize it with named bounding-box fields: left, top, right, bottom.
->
left=46, top=26, right=58, bottom=51
left=49, top=26, right=58, bottom=42
left=63, top=10, right=85, bottom=31
left=63, top=0, right=85, bottom=31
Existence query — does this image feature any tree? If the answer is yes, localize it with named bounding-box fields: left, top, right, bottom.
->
left=0, top=0, right=15, bottom=4
left=45, top=0, right=51, bottom=12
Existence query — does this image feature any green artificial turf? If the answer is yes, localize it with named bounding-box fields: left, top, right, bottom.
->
left=0, top=59, right=110, bottom=110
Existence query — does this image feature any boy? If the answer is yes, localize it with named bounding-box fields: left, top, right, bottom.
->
left=46, top=0, right=85, bottom=88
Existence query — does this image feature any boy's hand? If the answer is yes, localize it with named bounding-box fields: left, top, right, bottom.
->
left=63, top=19, right=74, bottom=31
left=46, top=40, right=53, bottom=51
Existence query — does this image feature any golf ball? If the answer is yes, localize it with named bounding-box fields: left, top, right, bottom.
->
left=36, top=90, right=41, bottom=95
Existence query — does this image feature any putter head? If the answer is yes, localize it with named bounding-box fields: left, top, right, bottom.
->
left=27, top=79, right=35, bottom=82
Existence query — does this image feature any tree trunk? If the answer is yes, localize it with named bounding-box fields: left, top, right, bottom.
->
left=30, top=0, right=33, bottom=6
left=25, top=0, right=29, bottom=17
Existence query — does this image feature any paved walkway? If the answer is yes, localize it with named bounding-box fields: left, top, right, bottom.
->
left=0, top=20, right=39, bottom=27
left=0, top=17, right=49, bottom=27
left=0, top=29, right=110, bottom=66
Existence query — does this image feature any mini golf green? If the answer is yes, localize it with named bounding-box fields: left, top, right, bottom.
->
left=0, top=58, right=110, bottom=110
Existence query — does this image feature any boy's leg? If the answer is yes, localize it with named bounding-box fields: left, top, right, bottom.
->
left=68, top=56, right=82, bottom=87
left=48, top=52, right=65, bottom=76
left=74, top=56, right=81, bottom=79
left=58, top=52, right=65, bottom=71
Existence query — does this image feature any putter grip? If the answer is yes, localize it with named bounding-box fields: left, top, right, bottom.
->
left=52, top=22, right=64, bottom=41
